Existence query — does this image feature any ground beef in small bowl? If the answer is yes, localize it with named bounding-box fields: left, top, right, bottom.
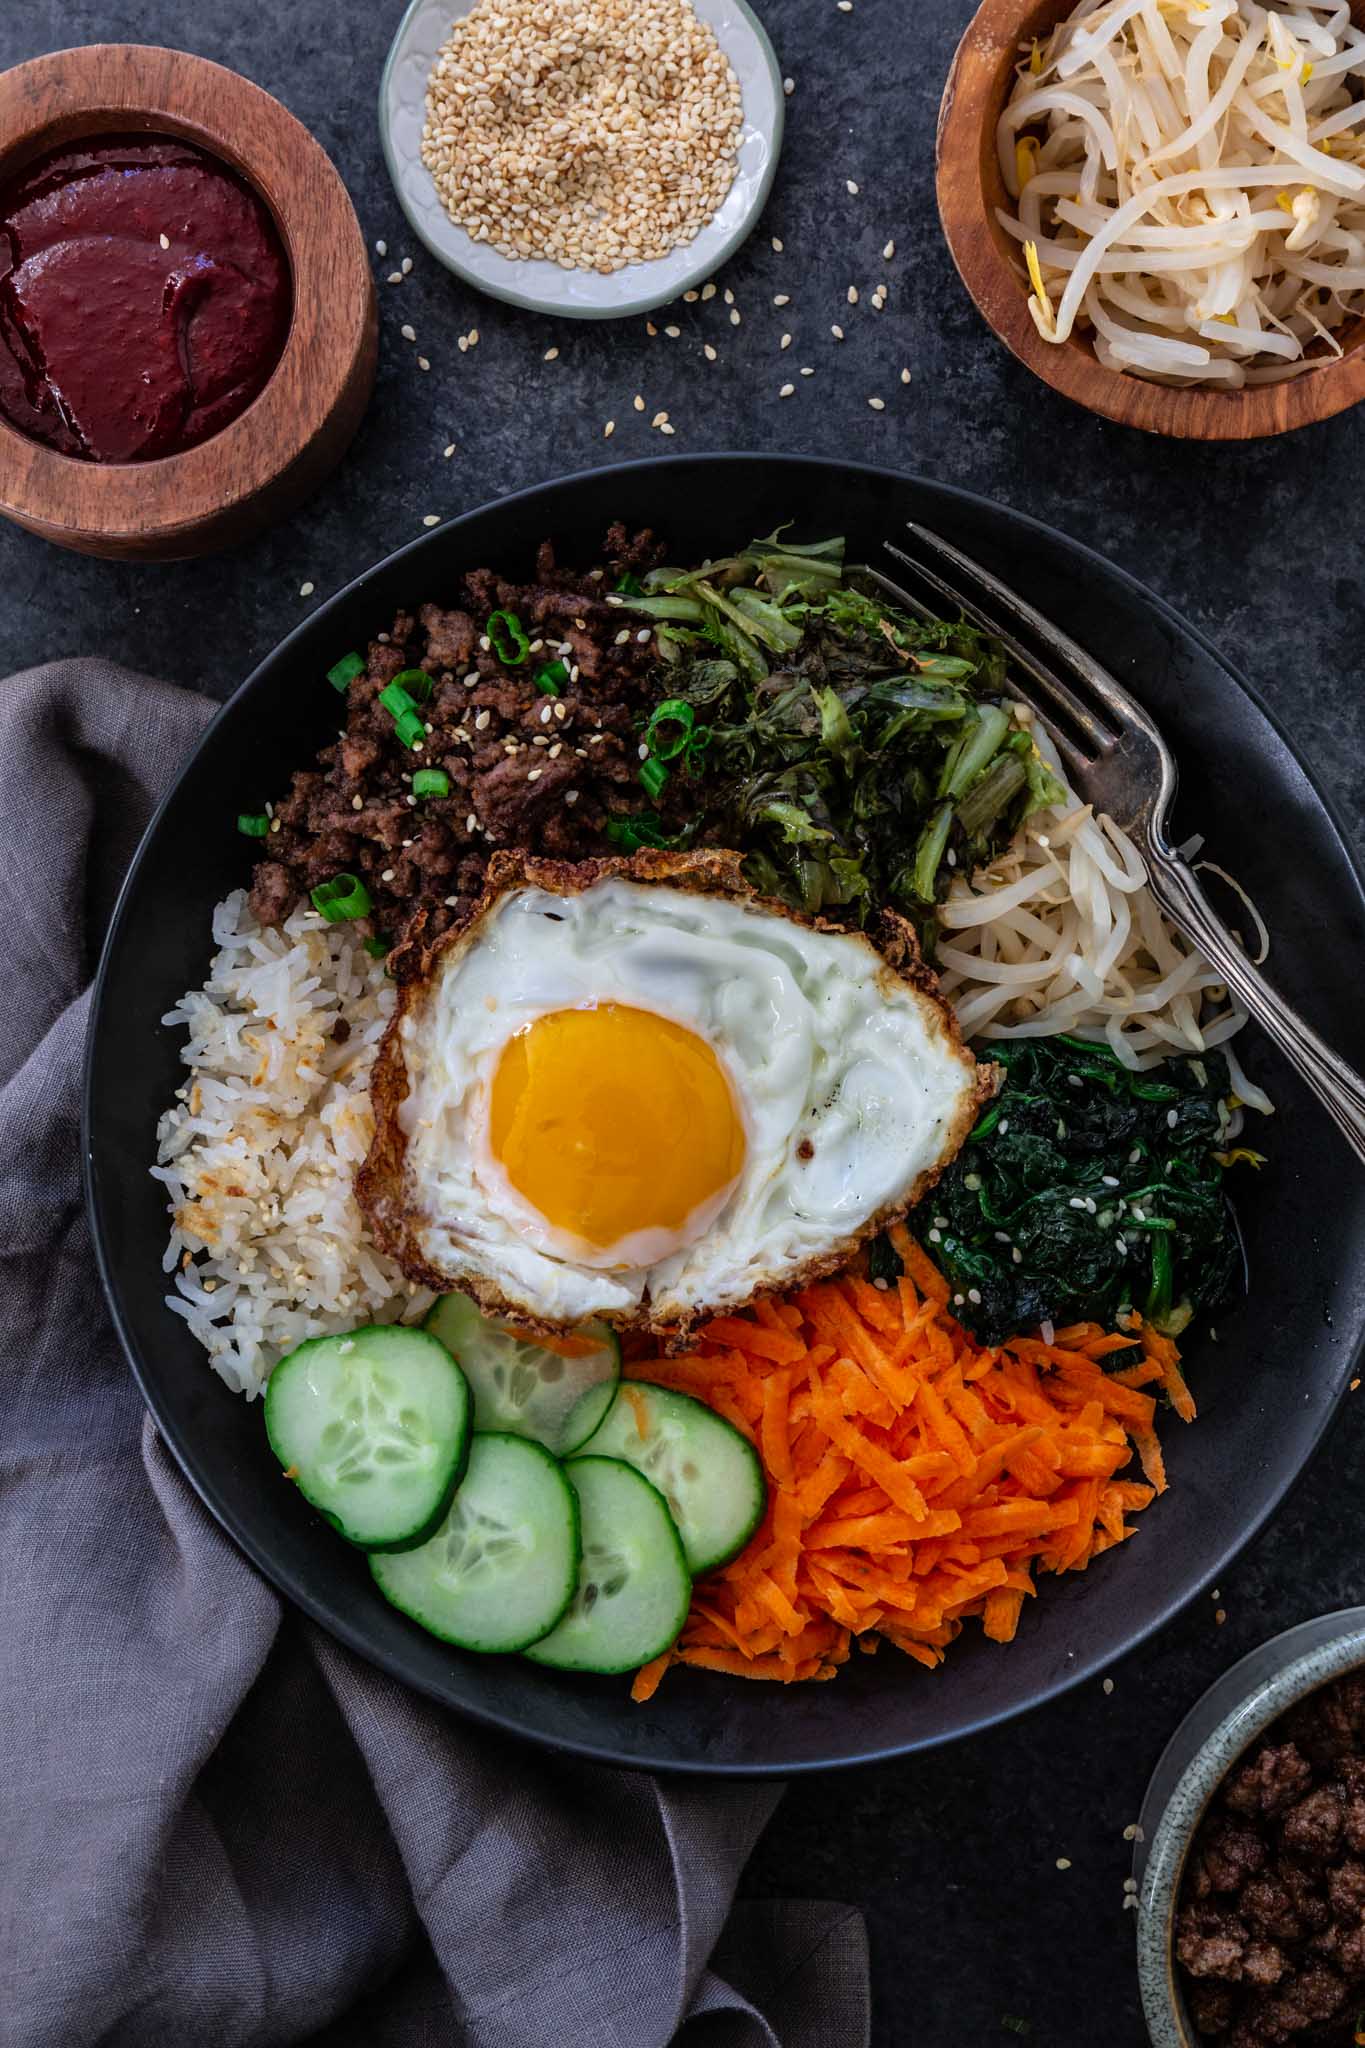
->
left=1175, top=1668, right=1365, bottom=2045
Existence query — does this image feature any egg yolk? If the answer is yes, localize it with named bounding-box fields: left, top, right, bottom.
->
left=488, top=1004, right=746, bottom=1255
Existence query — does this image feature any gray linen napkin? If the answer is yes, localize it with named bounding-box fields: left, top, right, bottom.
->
left=0, top=660, right=870, bottom=2048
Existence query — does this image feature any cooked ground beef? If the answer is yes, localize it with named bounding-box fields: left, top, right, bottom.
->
left=1175, top=1670, right=1365, bottom=2045
left=248, top=524, right=677, bottom=971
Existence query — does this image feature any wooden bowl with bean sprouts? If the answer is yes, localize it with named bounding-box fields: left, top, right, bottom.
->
left=937, top=0, right=1365, bottom=439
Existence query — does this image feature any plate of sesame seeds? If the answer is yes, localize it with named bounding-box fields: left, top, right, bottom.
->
left=379, top=0, right=784, bottom=317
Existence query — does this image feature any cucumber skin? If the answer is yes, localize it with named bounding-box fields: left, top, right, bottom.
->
left=264, top=1330, right=472, bottom=1555
left=596, top=1382, right=768, bottom=1576
left=523, top=1456, right=692, bottom=1676
left=371, top=1433, right=582, bottom=1654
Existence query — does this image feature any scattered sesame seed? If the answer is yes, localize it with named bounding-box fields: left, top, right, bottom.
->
left=837, top=1, right=853, bottom=9
left=883, top=239, right=896, bottom=259
left=352, top=795, right=364, bottom=811
left=1215, top=1607, right=1227, bottom=1626
left=779, top=381, right=795, bottom=396
left=553, top=698, right=568, bottom=717
left=831, top=323, right=844, bottom=339
left=527, top=768, right=542, bottom=782
left=900, top=367, right=911, bottom=384
left=381, top=868, right=396, bottom=882
left=967, top=1287, right=982, bottom=1305
left=475, top=710, right=491, bottom=730
left=548, top=743, right=562, bottom=758
left=703, top=343, right=718, bottom=361
left=544, top=346, right=559, bottom=360
left=541, top=703, right=554, bottom=723
left=444, top=443, right=457, bottom=457
left=846, top=179, right=859, bottom=195
left=418, top=356, right=430, bottom=370
left=928, top=1227, right=942, bottom=1244
left=868, top=396, right=885, bottom=410
left=423, top=514, right=440, bottom=527
left=646, top=320, right=658, bottom=336
left=1167, top=1108, right=1179, bottom=1128
left=771, top=236, right=784, bottom=252
left=388, top=270, right=403, bottom=285
left=659, top=422, right=675, bottom=434
left=615, top=628, right=631, bottom=645
left=466, top=813, right=478, bottom=833
left=401, top=322, right=416, bottom=342
left=1103, top=1677, right=1115, bottom=1695
left=780, top=332, right=792, bottom=349
left=634, top=394, right=645, bottom=410
left=847, top=285, right=859, bottom=304
left=664, top=323, right=681, bottom=337
left=800, top=366, right=814, bottom=376
left=468, top=328, right=479, bottom=345
left=729, top=307, right=741, bottom=325
left=1012, top=1246, right=1023, bottom=1264
left=299, top=581, right=315, bottom=597
left=463, top=670, right=479, bottom=686
left=701, top=281, right=717, bottom=301
left=773, top=293, right=790, bottom=306
left=636, top=628, right=651, bottom=643
left=683, top=289, right=698, bottom=302
left=375, top=238, right=388, bottom=256
left=565, top=789, right=579, bottom=804
left=724, top=288, right=735, bottom=305
left=1056, top=1857, right=1071, bottom=1871
left=458, top=336, right=468, bottom=352
left=604, top=420, right=615, bottom=437
left=1122, top=1824, right=1138, bottom=1842
left=651, top=409, right=669, bottom=427
left=401, top=256, right=413, bottom=274
left=783, top=77, right=794, bottom=94
left=159, top=232, right=170, bottom=251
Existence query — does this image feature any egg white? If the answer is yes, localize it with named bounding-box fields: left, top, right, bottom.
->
left=395, top=876, right=981, bottom=1327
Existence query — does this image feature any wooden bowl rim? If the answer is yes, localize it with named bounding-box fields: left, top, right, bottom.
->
left=0, top=43, right=374, bottom=541
left=936, top=0, right=1365, bottom=441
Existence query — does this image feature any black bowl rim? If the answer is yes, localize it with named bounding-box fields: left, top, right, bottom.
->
left=82, top=452, right=1365, bottom=1776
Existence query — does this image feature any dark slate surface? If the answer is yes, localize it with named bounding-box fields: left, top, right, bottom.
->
left=4, top=3, right=1363, bottom=2042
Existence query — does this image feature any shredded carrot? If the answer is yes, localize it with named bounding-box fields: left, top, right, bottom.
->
left=627, top=1239, right=1191, bottom=1696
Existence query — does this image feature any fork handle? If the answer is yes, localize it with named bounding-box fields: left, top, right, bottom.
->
left=1144, top=848, right=1365, bottom=1165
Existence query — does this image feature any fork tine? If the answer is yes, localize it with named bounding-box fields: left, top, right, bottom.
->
left=859, top=565, right=1092, bottom=782
left=900, top=523, right=1145, bottom=751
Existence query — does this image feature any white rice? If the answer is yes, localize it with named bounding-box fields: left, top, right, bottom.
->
left=152, top=891, right=434, bottom=1399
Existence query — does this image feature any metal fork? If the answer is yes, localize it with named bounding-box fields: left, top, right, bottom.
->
left=867, top=523, right=1365, bottom=1164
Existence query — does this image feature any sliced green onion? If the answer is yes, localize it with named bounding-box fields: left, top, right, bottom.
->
left=533, top=658, right=569, bottom=696
left=364, top=935, right=389, bottom=958
left=639, top=756, right=668, bottom=801
left=412, top=768, right=450, bottom=798
left=486, top=610, right=530, bottom=666
left=605, top=813, right=669, bottom=852
left=614, top=571, right=645, bottom=596
left=395, top=709, right=426, bottom=750
left=236, top=812, right=270, bottom=838
left=311, top=874, right=373, bottom=923
left=644, top=698, right=694, bottom=761
left=389, top=666, right=434, bottom=703
left=327, top=651, right=364, bottom=693
left=378, top=680, right=417, bottom=720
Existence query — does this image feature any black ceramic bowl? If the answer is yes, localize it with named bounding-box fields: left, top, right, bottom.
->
left=85, top=456, right=1365, bottom=1774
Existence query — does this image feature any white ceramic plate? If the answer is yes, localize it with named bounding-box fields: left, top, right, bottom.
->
left=378, top=0, right=785, bottom=318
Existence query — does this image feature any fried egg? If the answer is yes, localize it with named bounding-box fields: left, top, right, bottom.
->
left=360, top=851, right=993, bottom=1335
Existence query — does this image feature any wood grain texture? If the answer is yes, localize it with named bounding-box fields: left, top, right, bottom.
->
left=0, top=45, right=378, bottom=558
left=937, top=0, right=1365, bottom=441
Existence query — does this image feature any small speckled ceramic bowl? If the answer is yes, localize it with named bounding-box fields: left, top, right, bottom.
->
left=1135, top=1609, right=1365, bottom=2047
left=378, top=0, right=784, bottom=318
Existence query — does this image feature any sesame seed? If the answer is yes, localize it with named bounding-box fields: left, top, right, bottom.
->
left=831, top=323, right=844, bottom=339
left=376, top=238, right=387, bottom=256
left=633, top=394, right=645, bottom=411
left=418, top=356, right=430, bottom=370
left=847, top=285, right=859, bottom=304
left=868, top=396, right=885, bottom=410
left=541, top=703, right=554, bottom=723
left=646, top=321, right=658, bottom=336
left=401, top=323, right=416, bottom=342
left=953, top=1293, right=965, bottom=1307
left=381, top=868, right=396, bottom=882
left=883, top=239, right=896, bottom=259
left=651, top=410, right=668, bottom=427
left=783, top=77, right=794, bottom=94
left=779, top=382, right=795, bottom=397
left=703, top=343, right=718, bottom=361
left=466, top=813, right=478, bottom=833
left=1068, top=1197, right=1087, bottom=1211
left=774, top=293, right=790, bottom=306
left=1056, top=1857, right=1071, bottom=1871
left=928, top=1228, right=942, bottom=1244
left=701, top=281, right=717, bottom=301
left=1012, top=1246, right=1023, bottom=1264
left=1103, top=1678, right=1115, bottom=1696
left=299, top=581, right=315, bottom=597
left=800, top=366, right=814, bottom=376
left=565, top=789, right=579, bottom=804
left=723, top=288, right=735, bottom=305
left=388, top=271, right=403, bottom=285
left=474, top=710, right=491, bottom=730
left=544, top=346, right=559, bottom=361
left=780, top=332, right=792, bottom=349
left=900, top=367, right=911, bottom=384
left=846, top=179, right=859, bottom=195
left=444, top=443, right=457, bottom=457
left=729, top=307, right=741, bottom=325
left=638, top=743, right=649, bottom=760
left=423, top=514, right=440, bottom=526
left=604, top=420, right=615, bottom=437
left=659, top=422, right=675, bottom=434
left=527, top=768, right=542, bottom=782
left=548, top=743, right=562, bottom=759
left=352, top=795, right=364, bottom=811
left=683, top=289, right=698, bottom=302
left=458, top=337, right=468, bottom=353
left=615, top=628, right=631, bottom=645
left=636, top=628, right=651, bottom=643
left=664, top=324, right=681, bottom=338
left=463, top=670, right=479, bottom=686
left=1122, top=1824, right=1138, bottom=1842
left=553, top=698, right=568, bottom=717
left=1167, top=1108, right=1179, bottom=1128
left=967, top=1287, right=982, bottom=1305
left=401, top=257, right=413, bottom=274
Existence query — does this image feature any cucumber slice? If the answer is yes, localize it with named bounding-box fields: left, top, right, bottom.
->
left=264, top=1326, right=471, bottom=1551
left=424, top=1293, right=621, bottom=1455
left=524, top=1457, right=691, bottom=1675
left=587, top=1383, right=766, bottom=1575
left=371, top=1433, right=579, bottom=1653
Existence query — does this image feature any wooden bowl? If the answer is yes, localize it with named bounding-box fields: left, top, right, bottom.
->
left=0, top=46, right=378, bottom=559
left=937, top=0, right=1365, bottom=440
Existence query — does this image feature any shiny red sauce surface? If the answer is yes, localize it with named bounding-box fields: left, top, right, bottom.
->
left=0, top=134, right=291, bottom=462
